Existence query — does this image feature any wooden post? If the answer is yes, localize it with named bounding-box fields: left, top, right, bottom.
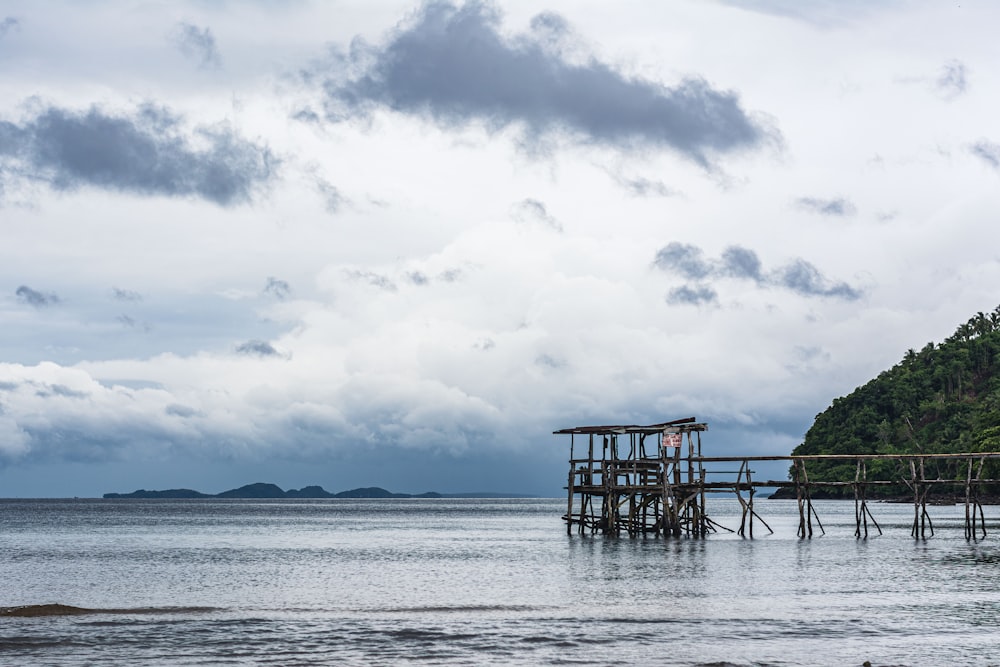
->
left=976, top=457, right=987, bottom=539
left=566, top=468, right=575, bottom=535
left=736, top=460, right=749, bottom=537
left=908, top=459, right=932, bottom=539
left=795, top=460, right=807, bottom=538
left=797, top=460, right=813, bottom=538
left=854, top=459, right=864, bottom=538
left=966, top=456, right=987, bottom=541
left=854, top=459, right=881, bottom=539
left=673, top=438, right=683, bottom=535
left=661, top=438, right=679, bottom=536
left=919, top=459, right=931, bottom=537
left=699, top=465, right=708, bottom=537
left=965, top=457, right=973, bottom=540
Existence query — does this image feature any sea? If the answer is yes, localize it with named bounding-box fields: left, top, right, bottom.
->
left=2, top=497, right=1000, bottom=667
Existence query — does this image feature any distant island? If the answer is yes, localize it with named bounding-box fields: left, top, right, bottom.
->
left=103, top=482, right=533, bottom=499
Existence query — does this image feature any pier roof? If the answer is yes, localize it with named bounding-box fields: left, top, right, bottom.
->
left=553, top=417, right=707, bottom=435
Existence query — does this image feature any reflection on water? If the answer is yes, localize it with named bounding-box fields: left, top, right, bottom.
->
left=2, top=498, right=1000, bottom=665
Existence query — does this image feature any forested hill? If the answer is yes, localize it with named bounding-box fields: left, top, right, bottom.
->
left=789, top=305, right=1000, bottom=490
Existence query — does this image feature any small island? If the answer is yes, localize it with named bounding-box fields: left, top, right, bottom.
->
left=103, top=482, right=530, bottom=499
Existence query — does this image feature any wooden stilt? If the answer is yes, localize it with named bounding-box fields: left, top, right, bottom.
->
left=796, top=460, right=818, bottom=539
left=853, top=460, right=880, bottom=538
left=965, top=457, right=987, bottom=541
left=566, top=468, right=574, bottom=535
left=908, top=459, right=933, bottom=539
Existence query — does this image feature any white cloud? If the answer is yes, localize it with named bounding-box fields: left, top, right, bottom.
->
left=2, top=0, right=1000, bottom=495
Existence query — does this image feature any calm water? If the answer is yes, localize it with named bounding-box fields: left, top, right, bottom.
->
left=2, top=498, right=1000, bottom=666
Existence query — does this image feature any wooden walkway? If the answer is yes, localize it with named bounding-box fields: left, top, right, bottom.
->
left=557, top=418, right=1000, bottom=540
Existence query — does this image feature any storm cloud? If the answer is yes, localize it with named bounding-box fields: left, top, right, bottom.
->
left=317, top=2, right=775, bottom=165
left=654, top=242, right=862, bottom=301
left=0, top=104, right=276, bottom=205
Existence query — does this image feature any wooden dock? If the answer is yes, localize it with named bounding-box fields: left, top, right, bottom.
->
left=557, top=418, right=1000, bottom=540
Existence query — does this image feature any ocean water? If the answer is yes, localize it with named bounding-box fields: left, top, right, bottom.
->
left=2, top=498, right=1000, bottom=666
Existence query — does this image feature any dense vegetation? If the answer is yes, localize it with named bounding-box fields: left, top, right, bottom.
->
left=790, top=305, right=1000, bottom=494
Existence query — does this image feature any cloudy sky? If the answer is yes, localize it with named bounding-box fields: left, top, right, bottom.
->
left=1, top=0, right=999, bottom=497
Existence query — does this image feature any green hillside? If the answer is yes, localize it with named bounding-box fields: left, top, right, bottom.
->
left=790, top=305, right=1000, bottom=493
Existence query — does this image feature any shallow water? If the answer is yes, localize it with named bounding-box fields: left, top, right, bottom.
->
left=2, top=498, right=1000, bottom=666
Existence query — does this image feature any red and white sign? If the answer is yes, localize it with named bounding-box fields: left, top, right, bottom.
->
left=662, top=432, right=683, bottom=448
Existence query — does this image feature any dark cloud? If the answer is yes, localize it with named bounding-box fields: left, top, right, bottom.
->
left=619, top=176, right=675, bottom=198
left=652, top=242, right=713, bottom=279
left=111, top=287, right=142, bottom=302
left=971, top=140, right=1000, bottom=169
left=116, top=314, right=150, bottom=332
left=317, top=2, right=775, bottom=165
left=402, top=267, right=468, bottom=286
left=936, top=60, right=967, bottom=100
left=165, top=404, right=201, bottom=418
left=776, top=259, right=861, bottom=300
left=438, top=268, right=463, bottom=282
left=15, top=285, right=59, bottom=307
left=407, top=271, right=429, bottom=285
left=171, top=22, right=222, bottom=69
left=344, top=269, right=397, bottom=291
left=0, top=16, right=19, bottom=37
left=263, top=276, right=291, bottom=300
left=291, top=108, right=322, bottom=124
left=0, top=104, right=276, bottom=206
left=653, top=243, right=862, bottom=301
left=667, top=284, right=717, bottom=306
left=235, top=339, right=281, bottom=357
left=511, top=198, right=561, bottom=231
left=795, top=196, right=857, bottom=217
left=535, top=353, right=565, bottom=369
left=46, top=384, right=89, bottom=399
left=720, top=246, right=762, bottom=281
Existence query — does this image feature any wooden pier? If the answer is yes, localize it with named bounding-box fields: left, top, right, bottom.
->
left=557, top=418, right=1000, bottom=540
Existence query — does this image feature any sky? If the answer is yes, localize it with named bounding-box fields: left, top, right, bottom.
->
left=2, top=0, right=1000, bottom=497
